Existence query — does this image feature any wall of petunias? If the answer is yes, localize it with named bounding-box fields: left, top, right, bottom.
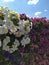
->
left=0, top=6, right=49, bottom=65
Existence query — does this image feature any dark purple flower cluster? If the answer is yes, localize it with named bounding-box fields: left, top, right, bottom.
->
left=29, top=17, right=49, bottom=52
left=20, top=14, right=28, bottom=20
left=3, top=51, right=16, bottom=62
left=15, top=16, right=49, bottom=65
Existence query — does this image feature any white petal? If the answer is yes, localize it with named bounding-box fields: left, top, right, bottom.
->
left=14, top=39, right=20, bottom=46
left=21, top=36, right=30, bottom=46
left=0, top=40, right=2, bottom=47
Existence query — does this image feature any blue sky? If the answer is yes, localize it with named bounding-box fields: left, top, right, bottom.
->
left=0, top=0, right=49, bottom=19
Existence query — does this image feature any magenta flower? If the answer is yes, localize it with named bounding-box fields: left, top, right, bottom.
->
left=38, top=49, right=45, bottom=54
left=30, top=44, right=39, bottom=52
left=39, top=59, right=48, bottom=65
left=31, top=17, right=41, bottom=24
left=40, top=37, right=44, bottom=42
left=18, top=47, right=25, bottom=53
left=32, top=35, right=36, bottom=41
left=35, top=55, right=42, bottom=62
left=20, top=61, right=26, bottom=65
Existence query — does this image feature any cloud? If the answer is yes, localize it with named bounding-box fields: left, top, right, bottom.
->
left=34, top=11, right=42, bottom=17
left=27, top=0, right=39, bottom=5
left=3, top=0, right=14, bottom=2
left=44, top=9, right=48, bottom=12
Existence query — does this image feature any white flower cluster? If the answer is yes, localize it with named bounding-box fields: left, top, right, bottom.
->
left=0, top=6, right=32, bottom=53
left=3, top=36, right=20, bottom=53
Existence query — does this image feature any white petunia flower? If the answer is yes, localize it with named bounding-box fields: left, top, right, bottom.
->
left=5, top=46, right=10, bottom=51
left=3, top=45, right=10, bottom=51
left=14, top=31, right=22, bottom=37
left=24, top=26, right=31, bottom=34
left=9, top=50, right=14, bottom=53
left=2, top=25, right=8, bottom=34
left=8, top=39, right=19, bottom=53
left=14, top=26, right=24, bottom=37
left=0, top=25, right=8, bottom=34
left=6, top=36, right=10, bottom=42
left=0, top=26, right=2, bottom=34
left=10, top=46, right=18, bottom=53
left=14, top=26, right=22, bottom=37
left=0, top=19, right=3, bottom=25
left=23, top=20, right=32, bottom=34
left=3, top=36, right=10, bottom=45
left=5, top=21, right=13, bottom=29
left=9, top=39, right=19, bottom=53
left=14, top=39, right=20, bottom=46
left=21, top=36, right=30, bottom=47
left=3, top=36, right=10, bottom=52
left=3, top=38, right=19, bottom=53
left=10, top=25, right=17, bottom=33
left=3, top=39, right=8, bottom=46
left=5, top=21, right=17, bottom=33
left=18, top=19, right=24, bottom=29
left=23, top=20, right=29, bottom=25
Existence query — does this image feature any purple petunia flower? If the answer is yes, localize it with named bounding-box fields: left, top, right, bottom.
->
left=3, top=51, right=16, bottom=62
left=17, top=53, right=22, bottom=59
left=40, top=37, right=44, bottom=43
left=3, top=51, right=10, bottom=58
left=9, top=55, right=16, bottom=61
left=32, top=35, right=36, bottom=41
